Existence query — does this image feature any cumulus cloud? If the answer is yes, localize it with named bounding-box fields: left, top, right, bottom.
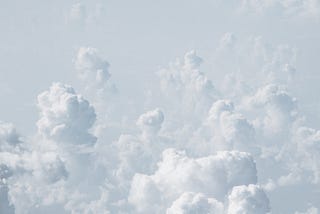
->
left=206, top=99, right=257, bottom=153
left=292, top=126, right=320, bottom=183
left=166, top=192, right=224, bottom=214
left=37, top=82, right=97, bottom=145
left=136, top=108, right=164, bottom=140
left=227, top=184, right=270, bottom=214
left=2, top=2, right=320, bottom=211
left=246, top=83, right=298, bottom=136
left=75, top=47, right=110, bottom=82
left=129, top=148, right=257, bottom=213
left=75, top=47, right=110, bottom=89
left=157, top=50, right=217, bottom=124
left=115, top=109, right=168, bottom=183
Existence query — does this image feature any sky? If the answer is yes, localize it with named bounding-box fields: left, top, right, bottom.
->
left=1, top=0, right=320, bottom=213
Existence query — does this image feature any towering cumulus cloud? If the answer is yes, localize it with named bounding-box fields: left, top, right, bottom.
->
left=37, top=82, right=97, bottom=145
left=206, top=99, right=256, bottom=153
left=75, top=47, right=110, bottom=91
left=158, top=50, right=217, bottom=124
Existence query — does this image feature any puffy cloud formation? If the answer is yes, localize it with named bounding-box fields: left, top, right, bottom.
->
left=206, top=99, right=256, bottom=153
left=158, top=50, right=213, bottom=97
left=137, top=108, right=164, bottom=140
left=37, top=82, right=97, bottom=145
left=246, top=83, right=297, bottom=136
left=75, top=47, right=110, bottom=81
left=158, top=50, right=217, bottom=124
left=3, top=42, right=320, bottom=213
left=129, top=148, right=257, bottom=213
left=75, top=47, right=110, bottom=91
left=0, top=121, right=69, bottom=213
left=292, top=126, right=320, bottom=183
left=2, top=3, right=320, bottom=211
left=166, top=192, right=224, bottom=214
left=228, top=184, right=270, bottom=214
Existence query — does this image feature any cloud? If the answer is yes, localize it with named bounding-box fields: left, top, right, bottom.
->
left=0, top=164, right=15, bottom=214
left=157, top=50, right=217, bottom=124
left=115, top=109, right=169, bottom=183
left=129, top=148, right=257, bottom=213
left=37, top=82, right=97, bottom=145
left=227, top=184, right=270, bottom=214
left=206, top=99, right=257, bottom=153
left=246, top=83, right=297, bottom=135
left=136, top=108, right=164, bottom=140
left=292, top=126, right=320, bottom=183
left=0, top=121, right=70, bottom=213
left=166, top=192, right=224, bottom=214
left=0, top=122, right=22, bottom=152
left=75, top=47, right=110, bottom=80
left=75, top=47, right=110, bottom=86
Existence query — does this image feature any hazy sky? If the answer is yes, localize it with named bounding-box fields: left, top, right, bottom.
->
left=1, top=0, right=319, bottom=134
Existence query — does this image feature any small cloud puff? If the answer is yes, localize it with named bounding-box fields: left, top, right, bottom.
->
left=75, top=47, right=110, bottom=86
left=137, top=108, right=164, bottom=139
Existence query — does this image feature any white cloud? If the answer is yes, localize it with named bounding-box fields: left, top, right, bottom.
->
left=166, top=192, right=224, bottom=214
left=37, top=82, right=97, bottom=145
left=246, top=83, right=297, bottom=135
left=292, top=126, right=320, bottom=183
left=206, top=99, right=257, bottom=153
left=129, top=148, right=257, bottom=213
left=136, top=108, right=164, bottom=140
left=75, top=47, right=110, bottom=83
left=227, top=184, right=270, bottom=214
left=157, top=50, right=217, bottom=124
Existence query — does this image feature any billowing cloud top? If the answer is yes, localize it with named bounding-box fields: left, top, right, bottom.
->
left=75, top=47, right=110, bottom=86
left=37, top=82, right=97, bottom=145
